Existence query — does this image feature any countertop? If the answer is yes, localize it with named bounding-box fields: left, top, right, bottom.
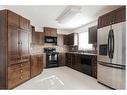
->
left=67, top=52, right=97, bottom=56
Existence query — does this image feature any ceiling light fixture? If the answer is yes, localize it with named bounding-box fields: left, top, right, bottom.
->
left=56, top=6, right=81, bottom=24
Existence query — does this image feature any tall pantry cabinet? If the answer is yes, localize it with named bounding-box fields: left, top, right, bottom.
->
left=0, top=10, right=30, bottom=89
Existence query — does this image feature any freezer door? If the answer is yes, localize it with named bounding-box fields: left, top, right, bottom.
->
left=97, top=62, right=125, bottom=89
left=112, top=22, right=126, bottom=65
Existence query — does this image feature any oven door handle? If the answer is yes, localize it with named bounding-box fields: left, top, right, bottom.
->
left=49, top=55, right=51, bottom=61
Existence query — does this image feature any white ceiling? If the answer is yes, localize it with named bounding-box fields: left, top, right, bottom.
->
left=0, top=5, right=121, bottom=31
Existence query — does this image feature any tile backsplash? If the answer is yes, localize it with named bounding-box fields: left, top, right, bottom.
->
left=30, top=44, right=69, bottom=54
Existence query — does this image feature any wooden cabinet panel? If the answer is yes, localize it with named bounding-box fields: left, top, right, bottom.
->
left=58, top=53, right=65, bottom=66
left=44, top=27, right=57, bottom=37
left=8, top=10, right=19, bottom=27
left=20, top=16, right=30, bottom=30
left=114, top=6, right=125, bottom=24
left=89, top=25, right=97, bottom=44
left=64, top=33, right=78, bottom=45
left=91, top=56, right=97, bottom=78
left=31, top=55, right=43, bottom=78
left=8, top=62, right=30, bottom=89
left=8, top=26, right=20, bottom=65
left=98, top=6, right=125, bottom=28
left=19, top=30, right=29, bottom=59
left=63, top=35, right=69, bottom=45
left=31, top=26, right=44, bottom=44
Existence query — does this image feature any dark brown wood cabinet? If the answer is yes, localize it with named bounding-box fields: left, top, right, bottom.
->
left=20, top=16, right=30, bottom=30
left=44, top=27, right=57, bottom=37
left=58, top=53, right=65, bottom=66
left=66, top=53, right=97, bottom=78
left=31, top=54, right=43, bottom=78
left=63, top=33, right=78, bottom=45
left=8, top=10, right=20, bottom=27
left=8, top=62, right=30, bottom=89
left=98, top=6, right=125, bottom=28
left=31, top=26, right=44, bottom=44
left=0, top=10, right=30, bottom=89
left=63, top=35, right=69, bottom=45
left=89, top=25, right=97, bottom=44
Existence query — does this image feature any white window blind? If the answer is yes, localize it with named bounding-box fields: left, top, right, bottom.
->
left=78, top=32, right=92, bottom=50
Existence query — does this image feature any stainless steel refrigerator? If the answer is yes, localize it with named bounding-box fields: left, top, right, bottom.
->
left=97, top=22, right=126, bottom=89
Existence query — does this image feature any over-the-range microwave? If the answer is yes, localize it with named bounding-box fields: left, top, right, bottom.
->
left=44, top=36, right=57, bottom=44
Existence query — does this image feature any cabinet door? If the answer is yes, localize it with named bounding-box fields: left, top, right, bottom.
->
left=31, top=55, right=43, bottom=78
left=98, top=11, right=115, bottom=28
left=63, top=35, right=69, bottom=45
left=114, top=6, right=125, bottom=24
left=8, top=26, right=20, bottom=65
left=20, top=16, right=30, bottom=30
left=68, top=33, right=74, bottom=45
left=19, top=30, right=29, bottom=59
left=38, top=55, right=43, bottom=73
left=89, top=25, right=97, bottom=44
left=44, top=27, right=57, bottom=37
left=8, top=10, right=19, bottom=27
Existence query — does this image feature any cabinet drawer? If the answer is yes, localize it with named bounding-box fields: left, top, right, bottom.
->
left=8, top=62, right=30, bottom=89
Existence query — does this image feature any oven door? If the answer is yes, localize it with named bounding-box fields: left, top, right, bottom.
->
left=48, top=53, right=57, bottom=62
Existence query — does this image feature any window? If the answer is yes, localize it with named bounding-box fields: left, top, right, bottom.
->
left=78, top=31, right=92, bottom=50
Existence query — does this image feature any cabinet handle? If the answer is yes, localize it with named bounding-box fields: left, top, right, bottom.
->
left=20, top=64, right=23, bottom=67
left=20, top=76, right=23, bottom=79
left=20, top=70, right=23, bottom=73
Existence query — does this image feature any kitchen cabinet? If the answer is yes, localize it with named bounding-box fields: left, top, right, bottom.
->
left=31, top=54, right=43, bottom=78
left=31, top=26, right=44, bottom=45
left=58, top=53, right=65, bottom=66
left=63, top=33, right=78, bottom=45
left=8, top=62, right=30, bottom=89
left=66, top=53, right=97, bottom=78
left=89, top=25, right=97, bottom=44
left=20, top=16, right=30, bottom=30
left=8, top=10, right=20, bottom=27
left=98, top=6, right=125, bottom=28
left=63, top=35, right=69, bottom=45
left=0, top=10, right=30, bottom=89
left=44, top=27, right=57, bottom=37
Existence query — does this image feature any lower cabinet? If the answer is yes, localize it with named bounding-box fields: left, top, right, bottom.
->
left=66, top=53, right=97, bottom=78
left=58, top=53, right=65, bottom=66
left=30, top=54, right=43, bottom=78
left=8, top=62, right=30, bottom=89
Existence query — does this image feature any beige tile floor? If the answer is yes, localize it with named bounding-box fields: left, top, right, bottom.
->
left=15, top=66, right=110, bottom=90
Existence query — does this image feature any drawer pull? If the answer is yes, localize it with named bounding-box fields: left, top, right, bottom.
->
left=20, top=64, right=23, bottom=67
left=20, top=70, right=23, bottom=73
left=20, top=76, right=23, bottom=79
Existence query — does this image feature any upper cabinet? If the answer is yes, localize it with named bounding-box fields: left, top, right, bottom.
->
left=8, top=10, right=20, bottom=27
left=20, top=16, right=30, bottom=30
left=31, top=26, right=44, bottom=45
left=88, top=25, right=97, bottom=44
left=98, top=6, right=125, bottom=28
left=64, top=33, right=78, bottom=46
left=44, top=27, right=57, bottom=37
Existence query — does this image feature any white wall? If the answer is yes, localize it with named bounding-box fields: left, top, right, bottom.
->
left=72, top=20, right=97, bottom=33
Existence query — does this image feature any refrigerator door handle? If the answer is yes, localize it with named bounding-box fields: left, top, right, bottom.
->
left=111, top=29, right=114, bottom=58
left=108, top=30, right=111, bottom=58
left=98, top=62, right=125, bottom=70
